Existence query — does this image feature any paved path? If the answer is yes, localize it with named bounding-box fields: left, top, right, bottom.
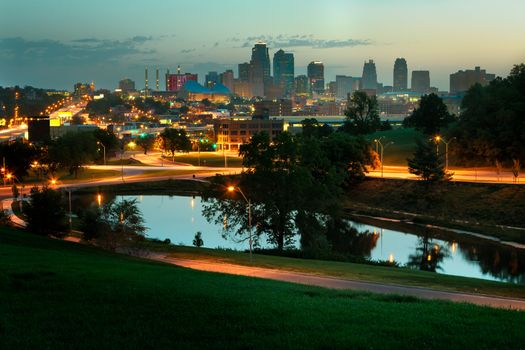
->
left=2, top=198, right=26, bottom=227
left=151, top=254, right=525, bottom=311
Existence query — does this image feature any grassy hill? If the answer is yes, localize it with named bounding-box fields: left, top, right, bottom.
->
left=1, top=227, right=524, bottom=349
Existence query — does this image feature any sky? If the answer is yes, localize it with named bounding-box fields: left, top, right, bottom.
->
left=1, top=0, right=524, bottom=91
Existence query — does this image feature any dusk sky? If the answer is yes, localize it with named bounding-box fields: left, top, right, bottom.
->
left=1, top=0, right=524, bottom=91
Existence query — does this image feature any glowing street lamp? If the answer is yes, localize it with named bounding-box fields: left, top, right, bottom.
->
left=434, top=135, right=456, bottom=171
left=227, top=185, right=253, bottom=261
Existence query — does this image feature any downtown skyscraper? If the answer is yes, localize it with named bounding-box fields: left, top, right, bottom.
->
left=393, top=58, right=408, bottom=91
left=273, top=49, right=294, bottom=97
left=249, top=42, right=271, bottom=97
left=307, top=61, right=325, bottom=94
left=361, top=60, right=378, bottom=90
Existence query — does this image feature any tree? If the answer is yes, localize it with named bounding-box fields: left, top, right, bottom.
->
left=301, top=118, right=333, bottom=138
left=81, top=199, right=147, bottom=251
left=408, top=139, right=451, bottom=182
left=452, top=64, right=525, bottom=170
left=341, top=91, right=381, bottom=135
left=47, top=132, right=98, bottom=177
left=193, top=232, right=204, bottom=247
left=403, top=93, right=455, bottom=135
left=0, top=141, right=40, bottom=180
left=202, top=131, right=374, bottom=252
left=160, top=128, right=192, bottom=160
left=24, top=186, right=67, bottom=236
left=136, top=134, right=156, bottom=154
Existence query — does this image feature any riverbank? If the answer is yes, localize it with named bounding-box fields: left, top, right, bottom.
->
left=1, top=227, right=524, bottom=349
left=345, top=178, right=525, bottom=244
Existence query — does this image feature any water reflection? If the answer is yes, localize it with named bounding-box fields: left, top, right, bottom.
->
left=71, top=194, right=525, bottom=284
left=407, top=231, right=450, bottom=272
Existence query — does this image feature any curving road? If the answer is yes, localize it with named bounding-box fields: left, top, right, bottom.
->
left=153, top=254, right=525, bottom=311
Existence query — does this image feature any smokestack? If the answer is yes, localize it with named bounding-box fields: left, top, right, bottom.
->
left=177, top=65, right=181, bottom=74
left=156, top=69, right=159, bottom=91
left=145, top=68, right=149, bottom=97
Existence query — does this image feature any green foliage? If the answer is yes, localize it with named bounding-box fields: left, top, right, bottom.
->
left=86, top=94, right=127, bottom=115
left=301, top=118, right=333, bottom=138
left=136, top=134, right=156, bottom=154
left=203, top=131, right=373, bottom=251
left=23, top=186, right=67, bottom=236
left=193, top=231, right=204, bottom=247
left=403, top=93, right=456, bottom=135
left=11, top=184, right=19, bottom=200
left=0, top=209, right=12, bottom=226
left=93, top=128, right=119, bottom=153
left=80, top=198, right=146, bottom=251
left=408, top=139, right=450, bottom=182
left=452, top=64, right=525, bottom=167
left=0, top=86, right=63, bottom=119
left=342, top=91, right=381, bottom=135
left=133, top=97, right=170, bottom=115
left=47, top=131, right=98, bottom=177
left=160, top=128, right=192, bottom=157
left=0, top=140, right=40, bottom=180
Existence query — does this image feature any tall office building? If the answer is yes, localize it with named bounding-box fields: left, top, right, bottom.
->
left=273, top=49, right=295, bottom=97
left=450, top=66, right=495, bottom=93
left=393, top=58, right=408, bottom=91
left=238, top=63, right=251, bottom=82
left=205, top=71, right=219, bottom=89
left=220, top=70, right=234, bottom=92
left=166, top=70, right=198, bottom=92
left=361, top=60, right=378, bottom=90
left=307, top=61, right=325, bottom=94
left=335, top=75, right=360, bottom=100
left=249, top=42, right=271, bottom=97
left=411, top=70, right=431, bottom=94
left=118, top=78, right=135, bottom=93
left=294, top=75, right=309, bottom=95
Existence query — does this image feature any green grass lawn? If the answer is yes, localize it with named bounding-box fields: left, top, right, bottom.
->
left=366, top=128, right=423, bottom=166
left=1, top=227, right=524, bottom=349
left=151, top=244, right=525, bottom=299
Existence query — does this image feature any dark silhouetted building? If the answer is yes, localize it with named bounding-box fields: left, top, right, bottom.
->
left=361, top=60, right=378, bottom=90
left=28, top=115, right=50, bottom=143
left=411, top=70, right=430, bottom=94
left=254, top=99, right=292, bottom=117
left=238, top=63, right=250, bottom=82
left=336, top=75, right=360, bottom=100
left=294, top=75, right=309, bottom=95
left=204, top=71, right=219, bottom=89
left=249, top=42, right=271, bottom=97
left=273, top=49, right=294, bottom=97
left=393, top=58, right=408, bottom=91
left=450, top=66, right=495, bottom=93
left=118, top=78, right=135, bottom=93
left=308, top=61, right=325, bottom=94
left=220, top=70, right=234, bottom=92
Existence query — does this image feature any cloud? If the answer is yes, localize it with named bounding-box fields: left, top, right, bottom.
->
left=0, top=36, right=155, bottom=65
left=239, top=34, right=371, bottom=49
left=180, top=48, right=196, bottom=54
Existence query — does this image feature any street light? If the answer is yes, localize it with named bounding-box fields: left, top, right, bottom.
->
left=434, top=135, right=456, bottom=171
left=227, top=185, right=253, bottom=261
left=374, top=138, right=394, bottom=178
left=97, top=141, right=106, bottom=165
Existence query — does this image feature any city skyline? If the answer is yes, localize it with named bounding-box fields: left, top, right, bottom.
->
left=1, top=0, right=524, bottom=90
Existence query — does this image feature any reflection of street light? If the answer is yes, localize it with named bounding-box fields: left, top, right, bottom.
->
left=97, top=193, right=102, bottom=207
left=227, top=185, right=253, bottom=261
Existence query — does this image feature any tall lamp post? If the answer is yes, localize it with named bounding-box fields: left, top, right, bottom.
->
left=227, top=185, right=252, bottom=261
left=374, top=138, right=394, bottom=178
left=97, top=141, right=106, bottom=165
left=434, top=136, right=456, bottom=171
